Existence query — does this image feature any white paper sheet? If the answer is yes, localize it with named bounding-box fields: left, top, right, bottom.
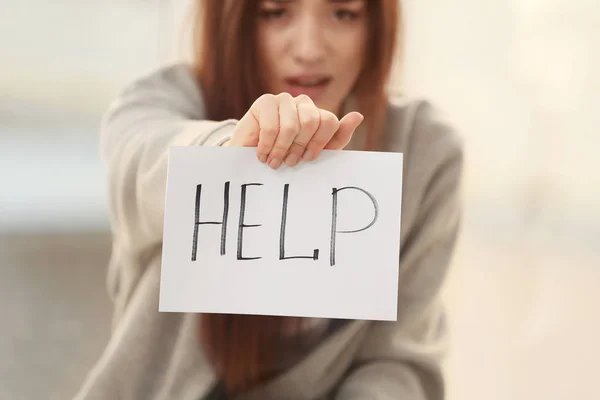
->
left=159, top=146, right=403, bottom=321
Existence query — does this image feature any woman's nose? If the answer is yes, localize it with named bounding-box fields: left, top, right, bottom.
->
left=292, top=18, right=327, bottom=65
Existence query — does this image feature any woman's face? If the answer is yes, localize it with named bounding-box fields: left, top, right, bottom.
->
left=257, top=0, right=368, bottom=116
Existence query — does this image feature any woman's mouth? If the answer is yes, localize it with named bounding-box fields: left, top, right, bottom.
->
left=283, top=76, right=332, bottom=100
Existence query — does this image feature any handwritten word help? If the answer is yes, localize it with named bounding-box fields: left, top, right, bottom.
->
left=191, top=182, right=379, bottom=266
left=160, top=146, right=402, bottom=320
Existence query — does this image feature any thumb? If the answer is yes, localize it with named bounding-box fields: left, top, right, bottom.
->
left=325, top=112, right=364, bottom=150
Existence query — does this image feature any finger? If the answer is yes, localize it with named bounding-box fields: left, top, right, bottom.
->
left=325, top=111, right=364, bottom=150
left=267, top=93, right=300, bottom=169
left=302, top=110, right=340, bottom=162
left=230, top=108, right=260, bottom=147
left=284, top=98, right=320, bottom=167
left=254, top=95, right=280, bottom=163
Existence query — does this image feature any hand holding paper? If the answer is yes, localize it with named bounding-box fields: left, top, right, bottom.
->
left=223, top=92, right=364, bottom=169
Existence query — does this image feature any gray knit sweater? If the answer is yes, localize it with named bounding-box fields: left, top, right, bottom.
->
left=73, top=64, right=463, bottom=400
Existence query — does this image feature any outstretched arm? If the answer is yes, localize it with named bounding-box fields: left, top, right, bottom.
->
left=101, top=65, right=236, bottom=249
left=100, top=65, right=236, bottom=307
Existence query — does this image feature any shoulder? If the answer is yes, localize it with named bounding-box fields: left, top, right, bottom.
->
left=383, top=95, right=465, bottom=234
left=125, top=62, right=198, bottom=92
left=111, top=62, right=206, bottom=119
left=383, top=95, right=464, bottom=165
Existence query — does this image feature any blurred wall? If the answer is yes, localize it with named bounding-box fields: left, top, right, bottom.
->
left=1, top=1, right=598, bottom=399
left=0, top=0, right=163, bottom=231
left=400, top=2, right=600, bottom=399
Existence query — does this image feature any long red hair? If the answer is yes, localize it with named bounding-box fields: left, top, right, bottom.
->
left=192, top=0, right=401, bottom=394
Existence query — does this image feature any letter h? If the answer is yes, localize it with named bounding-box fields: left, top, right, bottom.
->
left=191, top=182, right=230, bottom=261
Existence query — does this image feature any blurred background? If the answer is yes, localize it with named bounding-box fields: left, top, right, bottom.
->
left=1, top=0, right=598, bottom=399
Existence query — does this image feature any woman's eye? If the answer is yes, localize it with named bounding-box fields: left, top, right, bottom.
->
left=333, top=9, right=360, bottom=21
left=259, top=8, right=287, bottom=20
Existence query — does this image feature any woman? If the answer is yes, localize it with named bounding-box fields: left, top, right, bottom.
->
left=75, top=0, right=463, bottom=399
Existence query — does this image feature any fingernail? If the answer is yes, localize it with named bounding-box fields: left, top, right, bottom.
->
left=269, top=158, right=282, bottom=169
left=259, top=154, right=267, bottom=163
left=302, top=150, right=313, bottom=161
left=284, top=153, right=299, bottom=167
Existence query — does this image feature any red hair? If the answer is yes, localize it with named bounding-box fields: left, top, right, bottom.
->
left=192, top=0, right=401, bottom=394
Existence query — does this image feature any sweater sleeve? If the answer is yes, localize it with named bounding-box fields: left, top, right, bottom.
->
left=334, top=102, right=464, bottom=400
left=101, top=65, right=236, bottom=252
